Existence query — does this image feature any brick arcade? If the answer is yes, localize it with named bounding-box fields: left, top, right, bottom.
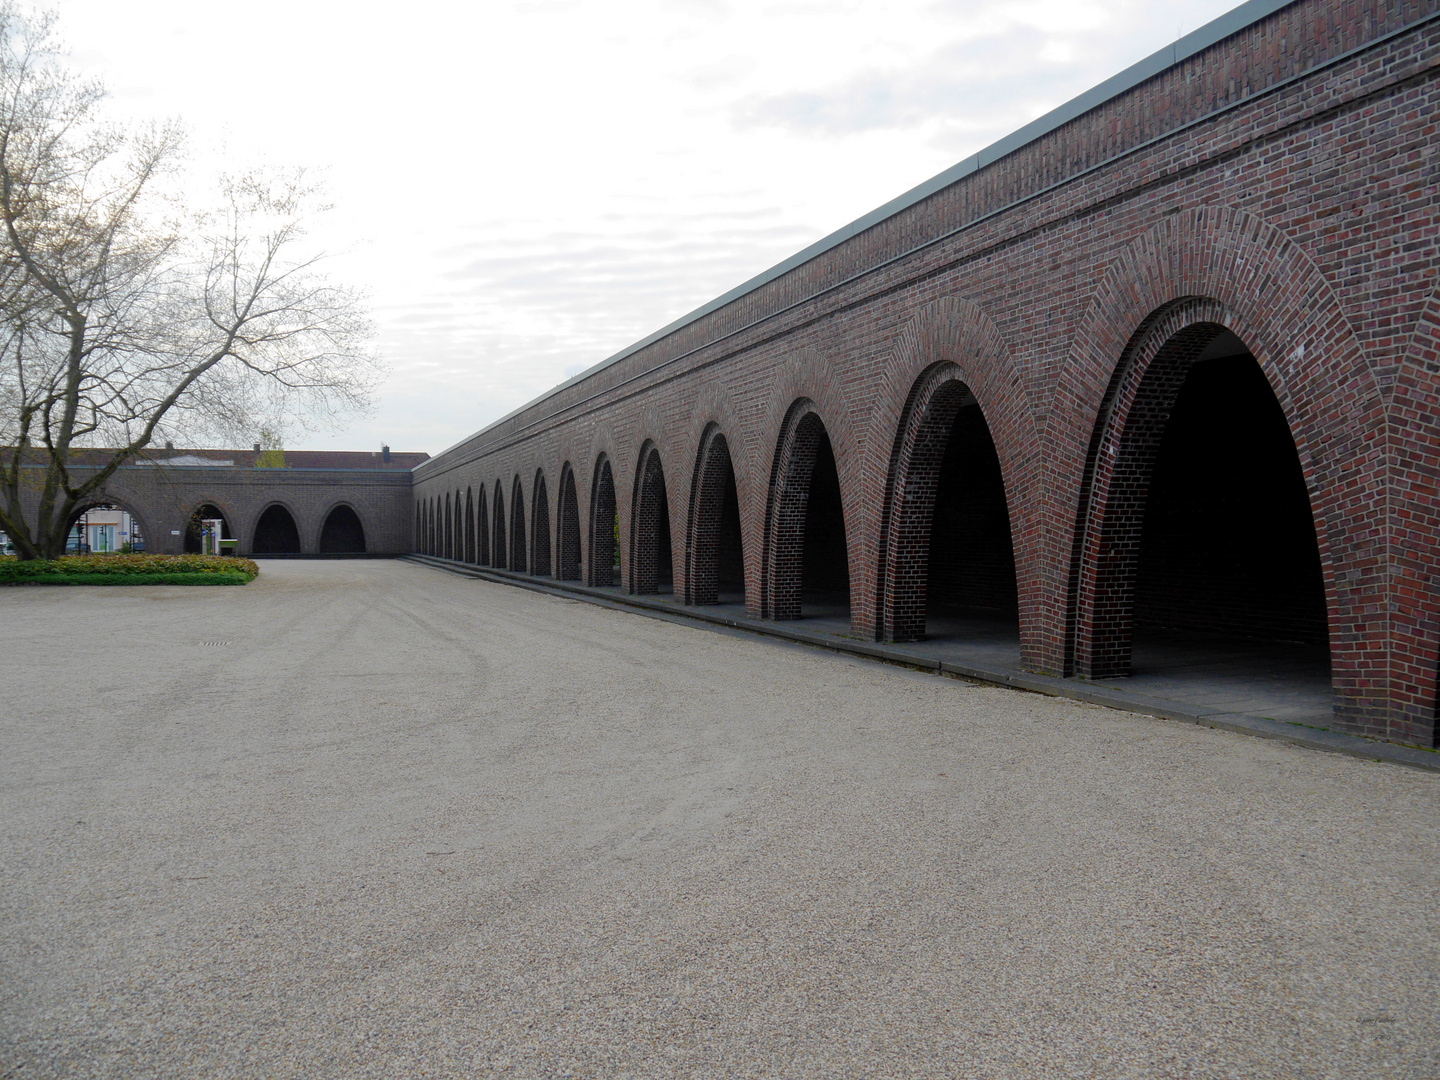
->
left=44, top=0, right=1440, bottom=749
left=408, top=0, right=1440, bottom=748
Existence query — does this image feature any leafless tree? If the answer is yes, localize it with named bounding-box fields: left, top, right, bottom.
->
left=0, top=4, right=379, bottom=559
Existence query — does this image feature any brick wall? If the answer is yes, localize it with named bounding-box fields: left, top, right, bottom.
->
left=18, top=465, right=414, bottom=556
left=411, top=2, right=1440, bottom=745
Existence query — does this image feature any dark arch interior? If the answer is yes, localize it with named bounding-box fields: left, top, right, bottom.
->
left=510, top=483, right=526, bottom=573
left=464, top=491, right=475, bottom=562
left=320, top=505, right=366, bottom=554
left=493, top=487, right=507, bottom=568
left=634, top=452, right=674, bottom=594
left=558, top=470, right=581, bottom=580
left=591, top=461, right=617, bottom=587
left=477, top=490, right=490, bottom=565
left=928, top=406, right=1018, bottom=618
left=533, top=475, right=551, bottom=576
left=253, top=505, right=301, bottom=555
left=715, top=447, right=744, bottom=598
left=1135, top=343, right=1327, bottom=647
left=802, top=429, right=849, bottom=611
left=183, top=503, right=230, bottom=554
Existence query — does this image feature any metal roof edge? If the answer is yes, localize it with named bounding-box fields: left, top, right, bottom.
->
left=420, top=0, right=1298, bottom=474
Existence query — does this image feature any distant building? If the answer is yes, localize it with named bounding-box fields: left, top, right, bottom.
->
left=69, top=506, right=143, bottom=553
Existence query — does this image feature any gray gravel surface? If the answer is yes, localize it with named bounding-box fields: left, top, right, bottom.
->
left=2, top=559, right=1438, bottom=1079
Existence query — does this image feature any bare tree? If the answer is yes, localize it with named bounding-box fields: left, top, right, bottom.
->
left=0, top=5, right=379, bottom=559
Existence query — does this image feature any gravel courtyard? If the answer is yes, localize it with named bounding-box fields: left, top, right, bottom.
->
left=2, top=559, right=1438, bottom=1078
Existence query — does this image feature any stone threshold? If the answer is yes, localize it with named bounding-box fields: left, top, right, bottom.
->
left=403, top=553, right=1440, bottom=774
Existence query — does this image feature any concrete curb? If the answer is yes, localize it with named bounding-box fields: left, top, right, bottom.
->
left=402, top=554, right=1440, bottom=774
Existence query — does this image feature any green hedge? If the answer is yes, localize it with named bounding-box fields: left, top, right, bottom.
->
left=4, top=571, right=253, bottom=586
left=0, top=553, right=258, bottom=586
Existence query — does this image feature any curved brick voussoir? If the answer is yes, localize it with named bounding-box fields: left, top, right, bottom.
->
left=755, top=350, right=864, bottom=624
left=867, top=296, right=1041, bottom=648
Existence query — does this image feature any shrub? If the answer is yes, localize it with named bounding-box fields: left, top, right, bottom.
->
left=0, top=553, right=259, bottom=585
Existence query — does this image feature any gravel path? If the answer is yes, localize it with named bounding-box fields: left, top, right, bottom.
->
left=2, top=559, right=1438, bottom=1078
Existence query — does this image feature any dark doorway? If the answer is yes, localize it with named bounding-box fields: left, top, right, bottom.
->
left=493, top=483, right=506, bottom=568
left=253, top=505, right=301, bottom=554
left=765, top=409, right=849, bottom=620
left=590, top=457, right=617, bottom=587
left=320, top=505, right=366, bottom=554
left=801, top=430, right=848, bottom=613
left=464, top=489, right=475, bottom=563
left=1134, top=348, right=1327, bottom=647
left=557, top=467, right=581, bottom=580
left=1072, top=324, right=1331, bottom=717
left=510, top=479, right=527, bottom=573
left=632, top=445, right=673, bottom=594
left=688, top=430, right=745, bottom=604
left=184, top=503, right=231, bottom=554
left=478, top=487, right=490, bottom=565
left=928, top=406, right=1018, bottom=620
left=532, top=473, right=551, bottom=576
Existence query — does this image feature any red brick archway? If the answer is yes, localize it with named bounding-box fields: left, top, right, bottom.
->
left=629, top=441, right=672, bottom=595
left=685, top=422, right=745, bottom=606
left=1050, top=207, right=1384, bottom=731
left=531, top=470, right=551, bottom=577
left=761, top=399, right=848, bottom=621
left=878, top=363, right=1016, bottom=643
left=589, top=455, right=617, bottom=587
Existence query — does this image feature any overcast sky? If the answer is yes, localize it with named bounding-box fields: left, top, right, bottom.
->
left=53, top=0, right=1237, bottom=454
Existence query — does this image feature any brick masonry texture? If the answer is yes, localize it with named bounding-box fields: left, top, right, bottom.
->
left=408, top=2, right=1440, bottom=747
left=16, top=464, right=414, bottom=556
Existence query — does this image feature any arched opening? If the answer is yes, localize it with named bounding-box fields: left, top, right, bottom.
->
left=429, top=499, right=437, bottom=556
left=253, top=504, right=302, bottom=555
left=686, top=426, right=745, bottom=605
left=453, top=490, right=464, bottom=560
left=183, top=503, right=232, bottom=555
left=444, top=494, right=454, bottom=560
left=589, top=456, right=618, bottom=588
left=1071, top=326, right=1329, bottom=698
left=557, top=464, right=581, bottom=581
left=414, top=504, right=421, bottom=553
left=509, top=477, right=526, bottom=573
left=464, top=489, right=475, bottom=563
left=631, top=443, right=673, bottom=595
left=477, top=486, right=490, bottom=566
left=320, top=504, right=366, bottom=554
left=66, top=501, right=148, bottom=554
left=492, top=482, right=507, bottom=569
left=881, top=366, right=1017, bottom=647
left=531, top=471, right=551, bottom=576
left=763, top=403, right=849, bottom=621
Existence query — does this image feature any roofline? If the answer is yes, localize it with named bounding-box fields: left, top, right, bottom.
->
left=422, top=0, right=1298, bottom=472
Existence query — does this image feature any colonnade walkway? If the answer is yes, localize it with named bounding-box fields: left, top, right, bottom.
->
left=409, top=555, right=1416, bottom=770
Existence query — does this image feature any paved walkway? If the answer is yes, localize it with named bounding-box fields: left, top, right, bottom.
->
left=651, top=595, right=1335, bottom=725
left=3, top=560, right=1438, bottom=1078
